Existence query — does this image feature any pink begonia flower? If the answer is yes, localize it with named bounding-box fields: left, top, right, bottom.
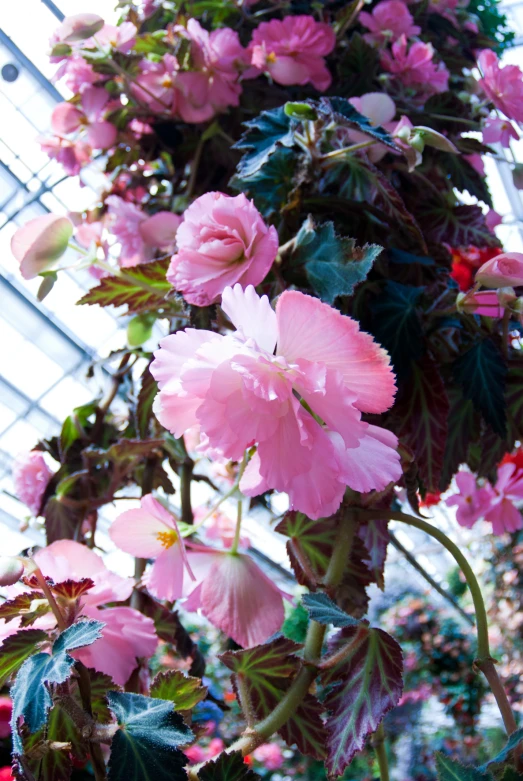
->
left=381, top=35, right=449, bottom=95
left=359, top=0, right=421, bottom=46
left=464, top=153, right=485, bottom=177
left=446, top=471, right=494, bottom=528
left=174, top=20, right=246, bottom=123
left=476, top=252, right=523, bottom=288
left=477, top=50, right=523, bottom=123
left=249, top=15, right=336, bottom=91
left=138, top=211, right=182, bottom=249
left=51, top=87, right=117, bottom=150
left=348, top=92, right=397, bottom=163
left=184, top=546, right=287, bottom=647
left=195, top=507, right=251, bottom=549
left=53, top=55, right=99, bottom=93
left=133, top=54, right=179, bottom=113
left=0, top=557, right=24, bottom=588
left=11, top=214, right=73, bottom=280
left=485, top=209, right=503, bottom=232
left=91, top=22, right=137, bottom=52
left=54, top=13, right=104, bottom=44
left=484, top=462, right=523, bottom=534
left=252, top=743, right=285, bottom=770
left=482, top=117, right=519, bottom=148
left=457, top=290, right=506, bottom=318
left=33, top=540, right=158, bottom=684
left=167, top=192, right=278, bottom=306
left=106, top=196, right=181, bottom=266
left=151, top=284, right=401, bottom=519
left=109, top=494, right=196, bottom=602
left=12, top=451, right=54, bottom=515
left=39, top=135, right=92, bottom=176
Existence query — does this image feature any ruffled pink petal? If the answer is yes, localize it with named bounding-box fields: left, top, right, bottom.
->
left=297, top=367, right=362, bottom=449
left=87, top=121, right=117, bottom=150
left=256, top=397, right=314, bottom=491
left=333, top=424, right=402, bottom=494
left=151, top=329, right=219, bottom=391
left=139, top=212, right=181, bottom=248
left=221, top=284, right=277, bottom=353
left=276, top=290, right=396, bottom=414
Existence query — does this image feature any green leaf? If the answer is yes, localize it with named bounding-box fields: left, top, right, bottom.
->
left=388, top=248, right=435, bottom=266
left=0, top=629, right=47, bottom=687
left=436, top=754, right=493, bottom=780
left=302, top=593, right=360, bottom=628
left=78, top=259, right=172, bottom=314
left=440, top=390, right=478, bottom=491
left=337, top=33, right=380, bottom=96
left=417, top=198, right=500, bottom=249
left=393, top=357, right=450, bottom=493
left=275, top=512, right=336, bottom=588
left=437, top=153, right=493, bottom=207
left=128, top=313, right=156, bottom=347
left=322, top=625, right=403, bottom=777
left=137, top=362, right=158, bottom=439
left=291, top=218, right=380, bottom=303
left=234, top=106, right=296, bottom=179
left=220, top=638, right=327, bottom=760
left=199, top=752, right=261, bottom=780
left=478, top=727, right=523, bottom=771
left=358, top=519, right=389, bottom=590
left=0, top=592, right=50, bottom=627
left=60, top=401, right=98, bottom=455
left=43, top=496, right=82, bottom=544
left=52, top=619, right=105, bottom=654
left=107, top=691, right=193, bottom=781
left=316, top=96, right=397, bottom=151
left=369, top=281, right=424, bottom=377
left=284, top=102, right=318, bottom=121
left=231, top=146, right=296, bottom=218
left=25, top=704, right=87, bottom=781
left=453, top=339, right=507, bottom=437
left=150, top=670, right=207, bottom=711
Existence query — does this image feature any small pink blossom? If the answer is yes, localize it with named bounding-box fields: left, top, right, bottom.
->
left=51, top=87, right=117, bottom=150
left=54, top=13, right=104, bottom=44
left=106, top=195, right=151, bottom=266
left=33, top=540, right=158, bottom=685
left=53, top=55, right=99, bottom=93
left=151, top=284, right=401, bottom=519
left=39, top=136, right=92, bottom=175
left=167, top=192, right=278, bottom=306
left=93, top=22, right=137, bottom=52
left=484, top=462, right=523, bottom=534
left=482, top=117, right=519, bottom=148
left=109, top=494, right=196, bottom=602
left=252, top=743, right=285, bottom=769
left=476, top=252, right=523, bottom=288
left=138, top=211, right=182, bottom=249
left=12, top=451, right=54, bottom=515
left=133, top=54, right=179, bottom=114
left=196, top=508, right=251, bottom=549
left=249, top=15, right=335, bottom=91
left=478, top=50, right=523, bottom=123
left=381, top=35, right=449, bottom=95
left=446, top=472, right=494, bottom=528
left=457, top=290, right=506, bottom=318
left=359, top=1, right=421, bottom=46
left=185, top=546, right=287, bottom=647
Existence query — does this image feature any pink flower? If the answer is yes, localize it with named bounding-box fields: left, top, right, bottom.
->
left=93, top=22, right=137, bottom=52
left=359, top=1, right=421, bottom=45
left=486, top=209, right=503, bottom=232
left=53, top=55, right=99, bottom=93
left=138, top=211, right=182, bottom=249
left=0, top=697, right=12, bottom=739
left=0, top=558, right=24, bottom=587
left=109, top=495, right=196, bottom=602
left=476, top=252, right=523, bottom=288
left=249, top=15, right=335, bottom=91
left=484, top=462, right=523, bottom=534
left=167, top=192, right=278, bottom=306
left=446, top=472, right=494, bottom=528
left=133, top=54, right=179, bottom=113
left=106, top=196, right=181, bottom=266
left=348, top=92, right=397, bottom=162
left=174, top=20, right=246, bottom=123
left=457, top=290, right=506, bottom=318
left=151, top=284, right=401, bottom=519
left=33, top=540, right=158, bottom=684
left=197, top=508, right=251, bottom=549
left=54, top=13, right=104, bottom=44
left=464, top=153, right=485, bottom=177
left=39, top=135, right=92, bottom=176
left=11, top=214, right=73, bottom=280
left=12, top=451, right=54, bottom=515
left=482, top=117, right=519, bottom=148
left=184, top=546, right=286, bottom=647
left=51, top=87, right=117, bottom=150
left=478, top=50, right=523, bottom=123
left=252, top=743, right=285, bottom=769
left=381, top=35, right=449, bottom=95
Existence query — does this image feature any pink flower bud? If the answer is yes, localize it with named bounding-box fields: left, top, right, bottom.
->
left=11, top=214, right=73, bottom=280
left=0, top=557, right=24, bottom=587
left=476, top=252, right=523, bottom=288
left=55, top=13, right=104, bottom=43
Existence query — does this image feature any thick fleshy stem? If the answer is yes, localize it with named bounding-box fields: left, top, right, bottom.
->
left=357, top=509, right=517, bottom=735
left=32, top=563, right=67, bottom=632
left=372, top=723, right=390, bottom=781
left=187, top=510, right=356, bottom=779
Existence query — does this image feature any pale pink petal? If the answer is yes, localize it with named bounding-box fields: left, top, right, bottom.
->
left=51, top=102, right=82, bottom=135
left=109, top=505, right=167, bottom=558
left=297, top=368, right=362, bottom=449
left=333, top=424, right=402, bottom=494
left=221, top=284, right=277, bottom=353
left=276, top=290, right=396, bottom=413
left=143, top=544, right=185, bottom=601
left=485, top=497, right=523, bottom=535
left=139, top=212, right=182, bottom=248
left=11, top=214, right=73, bottom=279
left=87, top=121, right=117, bottom=150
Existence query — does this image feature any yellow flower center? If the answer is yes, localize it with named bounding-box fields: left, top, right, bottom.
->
left=156, top=529, right=177, bottom=549
left=266, top=52, right=277, bottom=64
left=161, top=75, right=173, bottom=88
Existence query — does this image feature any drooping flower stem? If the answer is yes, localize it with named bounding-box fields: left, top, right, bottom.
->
left=188, top=511, right=356, bottom=779
left=372, top=723, right=390, bottom=781
left=357, top=509, right=518, bottom=735
left=230, top=497, right=243, bottom=555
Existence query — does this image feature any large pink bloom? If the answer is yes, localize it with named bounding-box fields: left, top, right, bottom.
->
left=478, top=50, right=523, bottom=123
left=250, top=15, right=335, bottom=91
left=174, top=20, right=246, bottom=123
left=359, top=1, right=421, bottom=46
left=33, top=540, right=158, bottom=684
left=167, top=192, right=278, bottom=306
left=381, top=35, right=449, bottom=95
left=445, top=472, right=493, bottom=528
left=109, top=494, right=196, bottom=602
left=475, top=252, right=523, bottom=288
left=12, top=451, right=54, bottom=516
left=184, top=547, right=286, bottom=647
left=151, top=284, right=401, bottom=519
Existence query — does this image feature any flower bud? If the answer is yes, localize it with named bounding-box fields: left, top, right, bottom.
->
left=284, top=102, right=317, bottom=121
left=0, top=557, right=24, bottom=587
left=55, top=13, right=104, bottom=43
left=413, top=126, right=459, bottom=154
left=11, top=214, right=73, bottom=280
left=410, top=132, right=425, bottom=154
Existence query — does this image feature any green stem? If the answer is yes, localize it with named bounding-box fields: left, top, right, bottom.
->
left=321, top=139, right=376, bottom=161
left=191, top=452, right=248, bottom=531
left=372, top=723, right=390, bottom=781
left=357, top=509, right=517, bottom=734
left=230, top=496, right=243, bottom=555
left=32, top=564, right=67, bottom=631
left=75, top=662, right=108, bottom=781
left=180, top=458, right=194, bottom=524
left=188, top=511, right=356, bottom=779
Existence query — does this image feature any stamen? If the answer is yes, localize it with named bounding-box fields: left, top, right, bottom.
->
left=156, top=530, right=177, bottom=549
